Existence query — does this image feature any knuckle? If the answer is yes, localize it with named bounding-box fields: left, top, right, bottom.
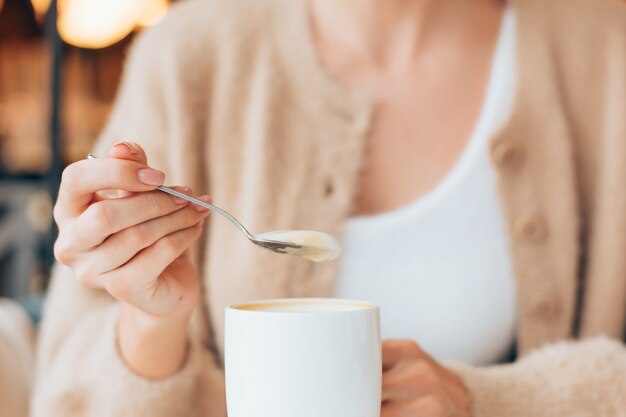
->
left=105, top=277, right=131, bottom=300
left=156, top=236, right=181, bottom=258
left=52, top=203, right=64, bottom=224
left=408, top=360, right=434, bottom=377
left=53, top=239, right=74, bottom=265
left=126, top=225, right=148, bottom=247
left=61, top=163, right=82, bottom=189
left=386, top=339, right=421, bottom=355
left=184, top=207, right=204, bottom=223
left=74, top=264, right=96, bottom=287
left=186, top=222, right=203, bottom=240
left=383, top=339, right=403, bottom=351
left=416, top=393, right=448, bottom=415
left=86, top=203, right=113, bottom=235
left=400, top=340, right=421, bottom=355
left=407, top=361, right=436, bottom=387
left=192, top=222, right=204, bottom=236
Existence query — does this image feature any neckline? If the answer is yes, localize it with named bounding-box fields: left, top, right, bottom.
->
left=345, top=8, right=517, bottom=228
left=288, top=0, right=372, bottom=124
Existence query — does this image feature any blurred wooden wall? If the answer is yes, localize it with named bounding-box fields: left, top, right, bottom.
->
left=0, top=0, right=175, bottom=174
left=0, top=0, right=176, bottom=311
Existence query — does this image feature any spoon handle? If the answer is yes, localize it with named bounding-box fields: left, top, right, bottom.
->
left=156, top=186, right=254, bottom=239
left=85, top=154, right=254, bottom=240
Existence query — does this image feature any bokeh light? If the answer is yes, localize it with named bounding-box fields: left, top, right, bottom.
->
left=57, top=0, right=170, bottom=49
left=58, top=0, right=137, bottom=49
left=30, top=0, right=52, bottom=21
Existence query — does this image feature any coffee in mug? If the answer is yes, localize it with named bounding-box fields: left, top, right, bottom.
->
left=225, top=298, right=381, bottom=417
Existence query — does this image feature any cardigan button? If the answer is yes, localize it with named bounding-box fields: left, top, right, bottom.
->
left=324, top=181, right=335, bottom=197
left=528, top=292, right=558, bottom=318
left=491, top=140, right=522, bottom=169
left=513, top=214, right=548, bottom=243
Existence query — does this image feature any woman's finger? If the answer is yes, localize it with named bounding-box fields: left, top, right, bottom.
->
left=382, top=390, right=452, bottom=417
left=86, top=198, right=210, bottom=274
left=107, top=141, right=148, bottom=164
left=54, top=158, right=165, bottom=220
left=69, top=188, right=193, bottom=249
left=382, top=339, right=426, bottom=370
left=381, top=400, right=416, bottom=417
left=101, top=223, right=204, bottom=302
left=382, top=359, right=438, bottom=401
left=107, top=141, right=149, bottom=198
left=409, top=392, right=453, bottom=417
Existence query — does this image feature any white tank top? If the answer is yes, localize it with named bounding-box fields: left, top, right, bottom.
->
left=335, top=9, right=518, bottom=366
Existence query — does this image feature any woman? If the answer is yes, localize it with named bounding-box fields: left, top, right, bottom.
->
left=32, top=0, right=626, bottom=416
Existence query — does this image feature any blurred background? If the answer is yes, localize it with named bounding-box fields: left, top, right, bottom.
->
left=0, top=0, right=178, bottom=320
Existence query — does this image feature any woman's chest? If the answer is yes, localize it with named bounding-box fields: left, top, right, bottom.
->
left=352, top=56, right=493, bottom=216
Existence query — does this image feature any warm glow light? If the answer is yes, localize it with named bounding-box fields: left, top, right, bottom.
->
left=58, top=0, right=138, bottom=49
left=31, top=0, right=52, bottom=21
left=0, top=0, right=4, bottom=14
left=58, top=0, right=170, bottom=49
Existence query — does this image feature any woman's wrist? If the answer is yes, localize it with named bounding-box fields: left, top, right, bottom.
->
left=117, top=303, right=193, bottom=379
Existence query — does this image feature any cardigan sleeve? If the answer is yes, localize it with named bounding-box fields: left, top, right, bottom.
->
left=32, top=265, right=226, bottom=417
left=449, top=338, right=626, bottom=417
left=33, top=20, right=226, bottom=417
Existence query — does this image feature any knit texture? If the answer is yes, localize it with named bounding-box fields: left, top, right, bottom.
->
left=33, top=0, right=626, bottom=415
left=0, top=299, right=34, bottom=417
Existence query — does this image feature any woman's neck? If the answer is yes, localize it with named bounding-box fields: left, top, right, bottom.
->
left=309, top=0, right=502, bottom=70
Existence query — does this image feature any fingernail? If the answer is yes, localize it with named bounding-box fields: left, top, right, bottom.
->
left=138, top=168, right=165, bottom=186
left=113, top=141, right=138, bottom=155
left=193, top=195, right=212, bottom=212
left=169, top=186, right=192, bottom=204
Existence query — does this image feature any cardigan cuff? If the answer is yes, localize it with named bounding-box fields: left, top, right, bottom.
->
left=447, top=338, right=626, bottom=417
left=95, top=306, right=206, bottom=415
left=448, top=361, right=521, bottom=417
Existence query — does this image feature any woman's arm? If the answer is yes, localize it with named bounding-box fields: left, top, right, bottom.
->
left=451, top=338, right=626, bottom=417
left=32, top=264, right=225, bottom=417
left=33, top=16, right=226, bottom=416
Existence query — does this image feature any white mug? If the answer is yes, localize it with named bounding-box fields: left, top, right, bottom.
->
left=225, top=298, right=382, bottom=417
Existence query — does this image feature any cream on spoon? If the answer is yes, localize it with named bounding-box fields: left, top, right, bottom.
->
left=254, top=230, right=342, bottom=262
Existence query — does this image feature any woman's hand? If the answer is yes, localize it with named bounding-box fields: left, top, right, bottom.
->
left=382, top=340, right=471, bottom=417
left=54, top=142, right=210, bottom=318
left=53, top=142, right=211, bottom=377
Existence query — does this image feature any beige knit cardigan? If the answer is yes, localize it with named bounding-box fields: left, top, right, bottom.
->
left=33, top=0, right=626, bottom=415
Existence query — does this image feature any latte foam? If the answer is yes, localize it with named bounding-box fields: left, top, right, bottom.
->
left=233, top=299, right=373, bottom=313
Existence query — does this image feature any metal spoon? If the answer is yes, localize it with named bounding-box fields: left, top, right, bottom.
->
left=86, top=154, right=303, bottom=255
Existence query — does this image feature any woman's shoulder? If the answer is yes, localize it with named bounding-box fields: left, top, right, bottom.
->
left=152, top=0, right=279, bottom=41
left=518, top=0, right=625, bottom=116
left=526, top=0, right=625, bottom=42
left=550, top=0, right=625, bottom=67
left=130, top=0, right=285, bottom=70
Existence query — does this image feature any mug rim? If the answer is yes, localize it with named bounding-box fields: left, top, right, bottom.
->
left=226, top=297, right=378, bottom=314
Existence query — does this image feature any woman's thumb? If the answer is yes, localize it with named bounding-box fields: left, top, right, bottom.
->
left=108, top=141, right=148, bottom=165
